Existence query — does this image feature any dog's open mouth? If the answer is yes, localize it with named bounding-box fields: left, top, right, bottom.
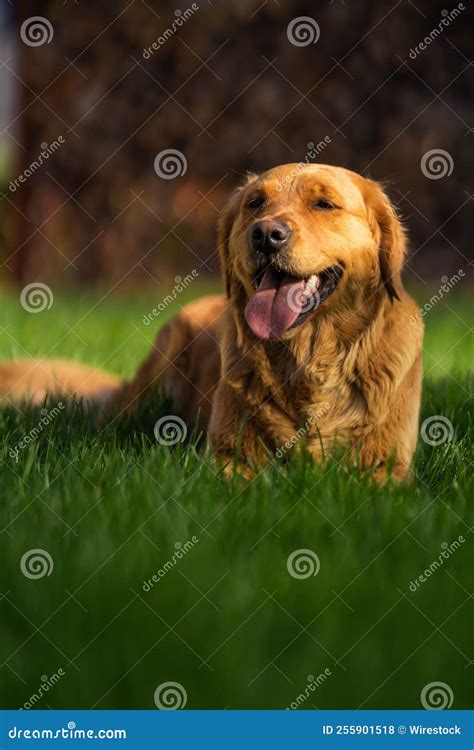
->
left=245, top=265, right=342, bottom=340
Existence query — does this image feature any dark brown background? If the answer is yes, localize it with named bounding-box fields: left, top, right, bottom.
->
left=1, top=0, right=472, bottom=289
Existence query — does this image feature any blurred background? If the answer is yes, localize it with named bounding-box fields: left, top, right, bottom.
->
left=0, top=2, right=472, bottom=712
left=0, top=0, right=472, bottom=291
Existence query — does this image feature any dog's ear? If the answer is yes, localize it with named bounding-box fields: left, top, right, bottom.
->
left=218, top=173, right=258, bottom=298
left=364, top=179, right=406, bottom=301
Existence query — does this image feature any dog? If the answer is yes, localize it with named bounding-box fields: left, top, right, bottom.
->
left=0, top=164, right=423, bottom=481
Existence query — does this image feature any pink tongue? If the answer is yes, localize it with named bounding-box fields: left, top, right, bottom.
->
left=244, top=267, right=306, bottom=339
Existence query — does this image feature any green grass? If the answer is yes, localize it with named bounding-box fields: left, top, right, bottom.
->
left=0, top=283, right=472, bottom=710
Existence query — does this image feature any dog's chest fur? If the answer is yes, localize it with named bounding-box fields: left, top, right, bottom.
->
left=229, top=325, right=370, bottom=455
left=220, top=296, right=422, bottom=465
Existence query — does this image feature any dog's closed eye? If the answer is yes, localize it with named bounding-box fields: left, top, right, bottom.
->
left=247, top=195, right=265, bottom=209
left=311, top=198, right=337, bottom=211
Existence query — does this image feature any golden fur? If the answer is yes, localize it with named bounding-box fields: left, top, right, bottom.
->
left=0, top=164, right=423, bottom=480
left=0, top=359, right=120, bottom=407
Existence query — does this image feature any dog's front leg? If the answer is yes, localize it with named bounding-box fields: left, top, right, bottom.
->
left=208, top=380, right=271, bottom=475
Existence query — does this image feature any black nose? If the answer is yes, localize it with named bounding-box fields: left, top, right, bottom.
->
left=251, top=220, right=292, bottom=253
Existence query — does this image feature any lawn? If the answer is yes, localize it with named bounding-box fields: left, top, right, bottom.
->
left=0, top=282, right=472, bottom=711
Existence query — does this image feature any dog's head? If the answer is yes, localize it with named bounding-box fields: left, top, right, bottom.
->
left=218, top=164, right=406, bottom=341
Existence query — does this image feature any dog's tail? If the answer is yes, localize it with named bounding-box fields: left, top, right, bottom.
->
left=0, top=359, right=122, bottom=408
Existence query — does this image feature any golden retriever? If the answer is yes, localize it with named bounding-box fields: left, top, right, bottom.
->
left=0, top=164, right=423, bottom=481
